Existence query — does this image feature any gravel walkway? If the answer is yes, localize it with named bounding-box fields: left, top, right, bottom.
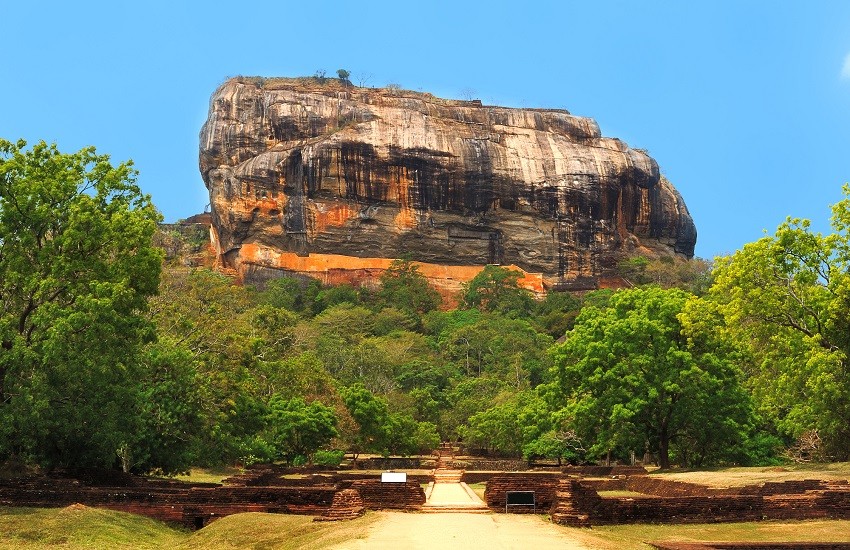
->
left=330, top=511, right=592, bottom=549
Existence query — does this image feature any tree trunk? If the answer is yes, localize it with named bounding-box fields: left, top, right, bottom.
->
left=0, top=340, right=10, bottom=404
left=658, top=422, right=671, bottom=469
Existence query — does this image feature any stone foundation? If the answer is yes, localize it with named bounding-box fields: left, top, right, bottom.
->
left=550, top=477, right=850, bottom=526
left=314, top=489, right=365, bottom=521
left=0, top=468, right=424, bottom=528
left=484, top=473, right=562, bottom=513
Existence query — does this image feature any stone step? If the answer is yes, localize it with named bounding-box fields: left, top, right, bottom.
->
left=421, top=505, right=491, bottom=514
left=433, top=469, right=464, bottom=481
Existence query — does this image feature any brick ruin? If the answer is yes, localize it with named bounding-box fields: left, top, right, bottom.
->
left=549, top=476, right=850, bottom=526
left=1, top=463, right=848, bottom=532
left=464, top=468, right=850, bottom=528
left=484, top=473, right=561, bottom=512
left=314, top=488, right=365, bottom=522
left=0, top=465, right=424, bottom=529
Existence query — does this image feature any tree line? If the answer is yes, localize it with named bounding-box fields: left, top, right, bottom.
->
left=1, top=139, right=847, bottom=474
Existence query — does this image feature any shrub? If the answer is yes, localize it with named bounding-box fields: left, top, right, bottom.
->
left=313, top=449, right=345, bottom=467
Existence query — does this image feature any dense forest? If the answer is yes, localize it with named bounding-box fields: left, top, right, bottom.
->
left=1, top=139, right=848, bottom=475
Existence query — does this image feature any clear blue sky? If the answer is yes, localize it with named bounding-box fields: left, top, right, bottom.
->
left=3, top=1, right=850, bottom=259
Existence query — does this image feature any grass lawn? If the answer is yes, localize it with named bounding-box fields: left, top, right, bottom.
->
left=558, top=519, right=850, bottom=549
left=0, top=505, right=187, bottom=549
left=180, top=511, right=378, bottom=550
left=0, top=506, right=378, bottom=550
left=467, top=482, right=487, bottom=499
left=173, top=466, right=241, bottom=485
left=648, top=462, right=850, bottom=488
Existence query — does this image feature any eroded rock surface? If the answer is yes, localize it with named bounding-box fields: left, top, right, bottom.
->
left=199, top=77, right=696, bottom=291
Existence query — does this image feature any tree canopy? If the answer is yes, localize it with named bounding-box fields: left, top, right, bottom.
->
left=708, top=184, right=850, bottom=460
left=461, top=265, right=534, bottom=317
left=11, top=138, right=850, bottom=472
left=550, top=287, right=753, bottom=468
left=0, top=139, right=162, bottom=468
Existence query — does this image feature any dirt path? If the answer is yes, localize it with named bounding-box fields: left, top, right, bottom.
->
left=427, top=482, right=478, bottom=504
left=330, top=511, right=592, bottom=549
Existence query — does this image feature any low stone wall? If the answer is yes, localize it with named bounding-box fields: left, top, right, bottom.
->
left=562, top=465, right=648, bottom=477
left=484, top=474, right=561, bottom=513
left=459, top=459, right=529, bottom=471
left=354, top=457, right=425, bottom=470
left=222, top=464, right=433, bottom=487
left=550, top=477, right=850, bottom=526
left=461, top=472, right=499, bottom=484
left=314, top=488, right=365, bottom=522
left=594, top=494, right=767, bottom=524
left=345, top=480, right=425, bottom=510
left=333, top=472, right=433, bottom=484
left=0, top=475, right=336, bottom=528
left=623, top=477, right=735, bottom=496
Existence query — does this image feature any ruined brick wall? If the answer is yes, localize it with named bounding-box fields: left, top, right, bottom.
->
left=0, top=475, right=336, bottom=528
left=345, top=480, right=425, bottom=510
left=355, top=457, right=425, bottom=470
left=551, top=478, right=850, bottom=526
left=484, top=474, right=562, bottom=513
left=562, top=465, right=648, bottom=477
left=460, top=459, right=530, bottom=471
left=314, top=489, right=366, bottom=522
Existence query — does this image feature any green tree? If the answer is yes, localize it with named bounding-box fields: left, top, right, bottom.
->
left=461, top=399, right=523, bottom=456
left=708, top=185, right=850, bottom=459
left=522, top=429, right=586, bottom=466
left=412, top=421, right=441, bottom=454
left=550, top=287, right=753, bottom=469
left=264, top=396, right=338, bottom=464
left=461, top=265, right=534, bottom=317
left=378, top=258, right=441, bottom=316
left=461, top=390, right=555, bottom=458
left=618, top=255, right=713, bottom=294
left=0, top=139, right=162, bottom=468
left=312, top=284, right=361, bottom=314
left=256, top=276, right=319, bottom=313
left=128, top=342, right=202, bottom=474
left=440, top=377, right=511, bottom=439
left=443, top=316, right=552, bottom=386
left=532, top=291, right=582, bottom=338
left=336, top=69, right=351, bottom=82
left=617, top=256, right=652, bottom=285
left=340, top=384, right=390, bottom=459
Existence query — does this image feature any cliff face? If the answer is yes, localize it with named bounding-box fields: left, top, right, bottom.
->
left=199, top=78, right=696, bottom=291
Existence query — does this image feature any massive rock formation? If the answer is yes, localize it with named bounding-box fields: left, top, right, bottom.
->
left=199, top=77, right=696, bottom=292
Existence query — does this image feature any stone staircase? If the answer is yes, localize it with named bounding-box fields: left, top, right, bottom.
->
left=422, top=443, right=489, bottom=513
left=550, top=478, right=591, bottom=526
left=433, top=469, right=464, bottom=483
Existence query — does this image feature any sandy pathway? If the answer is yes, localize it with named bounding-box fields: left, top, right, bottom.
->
left=425, top=482, right=484, bottom=507
left=330, top=511, right=592, bottom=549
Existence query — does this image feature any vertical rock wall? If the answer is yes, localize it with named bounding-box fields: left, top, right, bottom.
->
left=199, top=77, right=697, bottom=290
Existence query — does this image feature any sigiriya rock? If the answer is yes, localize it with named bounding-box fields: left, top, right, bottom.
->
left=199, top=77, right=696, bottom=294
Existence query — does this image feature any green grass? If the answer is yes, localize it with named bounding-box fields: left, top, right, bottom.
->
left=181, top=512, right=377, bottom=549
left=650, top=462, right=850, bottom=488
left=0, top=506, right=378, bottom=550
left=174, top=466, right=241, bottom=485
left=0, top=505, right=187, bottom=549
left=467, top=482, right=487, bottom=499
left=3, top=505, right=849, bottom=550
left=558, top=519, right=850, bottom=549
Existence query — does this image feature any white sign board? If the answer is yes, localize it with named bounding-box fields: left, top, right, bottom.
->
left=381, top=472, right=407, bottom=483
